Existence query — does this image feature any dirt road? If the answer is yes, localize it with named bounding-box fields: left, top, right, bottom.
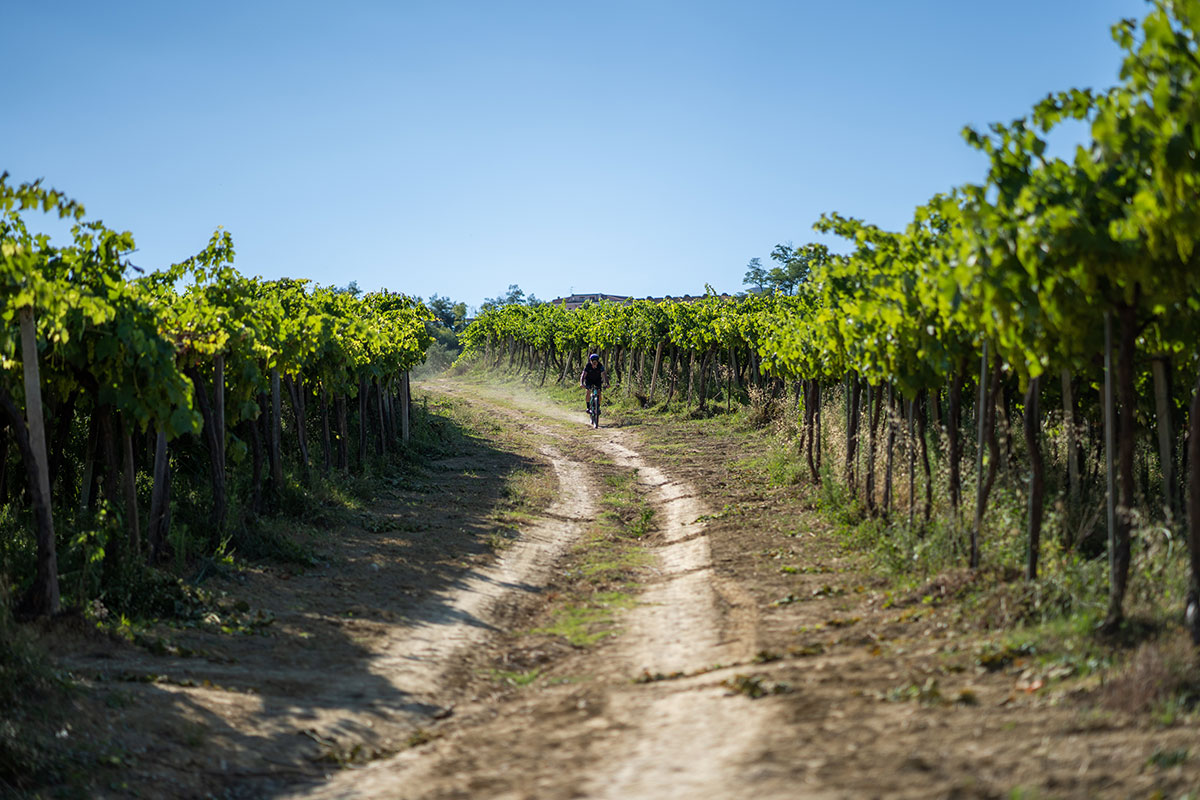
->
left=287, top=380, right=777, bottom=799
left=308, top=379, right=1200, bottom=800
left=52, top=376, right=1200, bottom=799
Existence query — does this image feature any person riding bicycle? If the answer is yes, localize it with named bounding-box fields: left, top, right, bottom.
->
left=580, top=353, right=609, bottom=413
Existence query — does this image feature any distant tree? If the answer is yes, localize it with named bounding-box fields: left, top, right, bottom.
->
left=417, top=293, right=469, bottom=373
left=336, top=280, right=362, bottom=297
left=765, top=242, right=828, bottom=295
left=427, top=293, right=467, bottom=330
left=743, top=257, right=767, bottom=292
left=481, top=284, right=539, bottom=311
left=767, top=243, right=800, bottom=294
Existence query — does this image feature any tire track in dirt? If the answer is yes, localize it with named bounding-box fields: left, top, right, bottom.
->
left=279, top=413, right=598, bottom=799
left=360, top=440, right=594, bottom=699
left=428, top=382, right=774, bottom=799
left=595, top=435, right=751, bottom=674
left=581, top=431, right=768, bottom=800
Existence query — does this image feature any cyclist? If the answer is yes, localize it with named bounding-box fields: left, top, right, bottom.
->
left=580, top=353, right=609, bottom=416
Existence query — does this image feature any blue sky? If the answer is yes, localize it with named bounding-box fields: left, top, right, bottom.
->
left=7, top=1, right=1147, bottom=312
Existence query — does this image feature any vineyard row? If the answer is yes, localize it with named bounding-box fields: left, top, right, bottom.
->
left=1, top=175, right=434, bottom=618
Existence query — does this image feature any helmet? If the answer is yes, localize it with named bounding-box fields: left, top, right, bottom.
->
left=589, top=353, right=599, bottom=361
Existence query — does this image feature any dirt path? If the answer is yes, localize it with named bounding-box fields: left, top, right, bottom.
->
left=48, top=376, right=1200, bottom=798
left=272, top=379, right=769, bottom=799
left=360, top=440, right=593, bottom=701
left=580, top=434, right=766, bottom=800
left=48, top=378, right=772, bottom=799
left=379, top=380, right=1200, bottom=800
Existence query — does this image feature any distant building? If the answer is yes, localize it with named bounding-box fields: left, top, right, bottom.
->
left=549, top=292, right=727, bottom=310
left=550, top=293, right=631, bottom=310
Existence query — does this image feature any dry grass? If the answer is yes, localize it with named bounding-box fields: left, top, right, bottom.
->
left=1100, top=636, right=1200, bottom=716
left=744, top=385, right=788, bottom=428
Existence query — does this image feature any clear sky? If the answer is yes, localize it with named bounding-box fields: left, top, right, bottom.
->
left=7, top=0, right=1147, bottom=313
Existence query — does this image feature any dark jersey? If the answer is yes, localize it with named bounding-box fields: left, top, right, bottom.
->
left=582, top=362, right=605, bottom=387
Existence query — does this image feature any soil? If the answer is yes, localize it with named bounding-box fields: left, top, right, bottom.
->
left=20, top=376, right=1200, bottom=799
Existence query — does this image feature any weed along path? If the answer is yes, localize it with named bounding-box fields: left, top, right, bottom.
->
left=288, top=378, right=776, bottom=800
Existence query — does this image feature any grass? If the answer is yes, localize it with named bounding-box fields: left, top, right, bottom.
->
left=0, top=585, right=108, bottom=797
left=494, top=468, right=556, bottom=525
left=490, top=667, right=543, bottom=687
left=740, top=443, right=809, bottom=488
left=533, top=592, right=638, bottom=646
left=483, top=466, right=559, bottom=550
left=1099, top=636, right=1200, bottom=722
left=600, top=471, right=656, bottom=538
left=532, top=524, right=646, bottom=646
left=720, top=673, right=794, bottom=699
left=530, top=466, right=654, bottom=648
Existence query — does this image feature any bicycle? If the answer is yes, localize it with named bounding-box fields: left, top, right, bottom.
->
left=586, top=385, right=601, bottom=428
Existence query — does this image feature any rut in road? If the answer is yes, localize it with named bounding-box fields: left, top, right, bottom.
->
left=580, top=431, right=765, bottom=800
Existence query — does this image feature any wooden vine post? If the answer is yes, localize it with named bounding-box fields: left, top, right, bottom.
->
left=18, top=305, right=60, bottom=615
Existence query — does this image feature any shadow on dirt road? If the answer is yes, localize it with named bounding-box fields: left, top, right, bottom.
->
left=46, top=392, right=558, bottom=798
